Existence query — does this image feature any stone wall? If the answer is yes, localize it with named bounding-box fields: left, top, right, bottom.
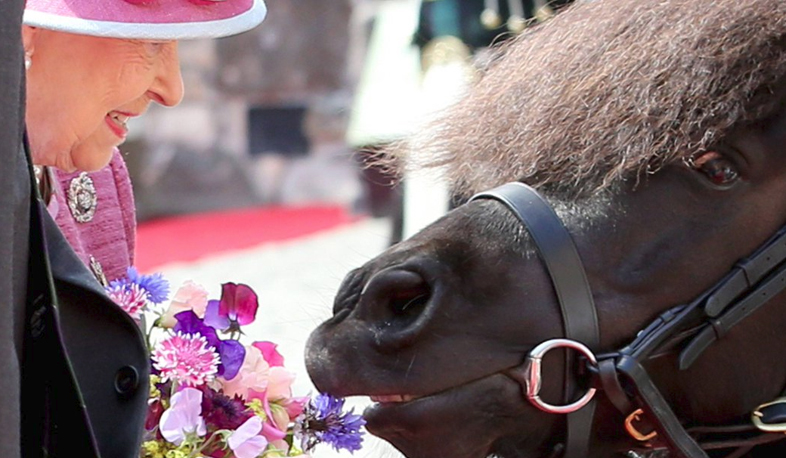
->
left=127, top=0, right=369, bottom=220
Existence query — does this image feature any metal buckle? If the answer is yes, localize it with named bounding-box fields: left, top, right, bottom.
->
left=523, top=338, right=597, bottom=414
left=752, top=397, right=786, bottom=433
left=624, top=408, right=658, bottom=441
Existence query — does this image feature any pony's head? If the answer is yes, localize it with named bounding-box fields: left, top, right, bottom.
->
left=307, top=1, right=786, bottom=457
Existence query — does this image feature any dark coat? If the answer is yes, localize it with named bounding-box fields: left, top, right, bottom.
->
left=0, top=2, right=31, bottom=457
left=21, top=162, right=151, bottom=458
left=21, top=151, right=150, bottom=458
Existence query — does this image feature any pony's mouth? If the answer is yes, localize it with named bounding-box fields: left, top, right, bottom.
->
left=361, top=371, right=505, bottom=433
left=365, top=389, right=448, bottom=420
left=369, top=394, right=420, bottom=404
left=354, top=372, right=536, bottom=458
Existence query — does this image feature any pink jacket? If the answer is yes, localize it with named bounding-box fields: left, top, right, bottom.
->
left=48, top=149, right=137, bottom=284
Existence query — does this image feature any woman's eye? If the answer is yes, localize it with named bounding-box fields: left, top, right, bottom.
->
left=137, top=41, right=168, bottom=58
left=689, top=151, right=740, bottom=187
left=145, top=42, right=165, bottom=54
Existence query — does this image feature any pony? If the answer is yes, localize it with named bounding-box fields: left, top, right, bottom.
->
left=306, top=0, right=786, bottom=457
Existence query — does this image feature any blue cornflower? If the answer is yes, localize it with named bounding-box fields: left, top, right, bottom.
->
left=296, top=394, right=366, bottom=453
left=124, top=267, right=170, bottom=304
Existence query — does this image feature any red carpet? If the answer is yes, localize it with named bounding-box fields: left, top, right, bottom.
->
left=136, top=205, right=360, bottom=271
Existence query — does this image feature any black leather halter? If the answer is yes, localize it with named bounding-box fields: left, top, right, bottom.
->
left=471, top=182, right=600, bottom=458
left=470, top=182, right=786, bottom=458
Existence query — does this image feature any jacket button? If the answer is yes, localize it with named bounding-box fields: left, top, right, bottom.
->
left=114, top=365, right=139, bottom=397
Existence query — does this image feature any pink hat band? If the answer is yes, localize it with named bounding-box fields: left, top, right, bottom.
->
left=24, top=0, right=266, bottom=40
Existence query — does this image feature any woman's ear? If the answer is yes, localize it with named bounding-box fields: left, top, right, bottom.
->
left=21, top=25, right=38, bottom=56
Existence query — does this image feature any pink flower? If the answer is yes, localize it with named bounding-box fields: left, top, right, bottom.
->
left=159, top=387, right=206, bottom=445
left=204, top=283, right=259, bottom=332
left=282, top=396, right=309, bottom=420
left=228, top=416, right=268, bottom=458
left=268, top=402, right=291, bottom=433
left=152, top=332, right=220, bottom=387
left=266, top=366, right=296, bottom=401
left=253, top=341, right=285, bottom=367
left=220, top=345, right=270, bottom=399
left=261, top=419, right=287, bottom=442
left=160, top=281, right=209, bottom=328
left=106, top=282, right=148, bottom=320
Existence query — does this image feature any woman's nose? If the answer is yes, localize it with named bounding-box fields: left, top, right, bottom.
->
left=149, top=42, right=184, bottom=107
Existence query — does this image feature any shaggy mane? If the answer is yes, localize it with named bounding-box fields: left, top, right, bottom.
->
left=385, top=0, right=786, bottom=199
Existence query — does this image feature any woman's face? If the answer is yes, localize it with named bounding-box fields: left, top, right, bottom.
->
left=23, top=27, right=184, bottom=172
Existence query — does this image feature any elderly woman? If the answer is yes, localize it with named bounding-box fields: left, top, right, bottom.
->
left=23, top=0, right=266, bottom=284
left=18, top=1, right=266, bottom=457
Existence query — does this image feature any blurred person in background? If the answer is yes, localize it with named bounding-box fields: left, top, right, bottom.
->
left=18, top=1, right=266, bottom=457
left=388, top=0, right=577, bottom=242
left=414, top=0, right=575, bottom=52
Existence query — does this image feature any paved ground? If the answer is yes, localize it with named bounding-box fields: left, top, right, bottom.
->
left=153, top=217, right=405, bottom=458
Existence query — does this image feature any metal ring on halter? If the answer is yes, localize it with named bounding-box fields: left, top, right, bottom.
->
left=524, top=338, right=598, bottom=414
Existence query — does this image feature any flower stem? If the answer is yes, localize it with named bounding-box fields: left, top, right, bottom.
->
left=190, top=432, right=217, bottom=457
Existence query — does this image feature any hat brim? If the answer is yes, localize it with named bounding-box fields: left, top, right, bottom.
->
left=23, top=0, right=266, bottom=40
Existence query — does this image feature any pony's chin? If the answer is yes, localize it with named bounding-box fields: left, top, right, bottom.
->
left=362, top=373, right=552, bottom=458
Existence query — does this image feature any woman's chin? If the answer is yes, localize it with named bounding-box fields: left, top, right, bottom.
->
left=69, top=145, right=116, bottom=172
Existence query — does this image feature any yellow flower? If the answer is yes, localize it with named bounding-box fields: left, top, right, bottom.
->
left=149, top=375, right=162, bottom=398
left=165, top=450, right=189, bottom=458
left=246, top=398, right=268, bottom=421
left=141, top=441, right=166, bottom=458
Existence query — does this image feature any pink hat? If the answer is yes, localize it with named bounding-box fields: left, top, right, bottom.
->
left=24, top=0, right=266, bottom=40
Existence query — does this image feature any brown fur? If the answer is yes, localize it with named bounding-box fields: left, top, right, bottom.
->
left=385, top=0, right=786, bottom=199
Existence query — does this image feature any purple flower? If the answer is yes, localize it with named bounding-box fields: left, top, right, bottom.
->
left=296, top=394, right=366, bottom=453
left=200, top=386, right=251, bottom=431
left=113, top=267, right=170, bottom=305
left=203, top=300, right=228, bottom=330
left=159, top=387, right=207, bottom=445
left=215, top=339, right=245, bottom=380
left=174, top=310, right=246, bottom=380
left=204, top=283, right=259, bottom=332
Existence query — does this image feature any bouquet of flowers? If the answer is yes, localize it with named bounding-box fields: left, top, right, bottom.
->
left=106, top=267, right=365, bottom=458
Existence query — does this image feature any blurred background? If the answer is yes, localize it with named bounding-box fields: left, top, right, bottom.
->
left=128, top=0, right=402, bottom=224
left=129, top=1, right=569, bottom=456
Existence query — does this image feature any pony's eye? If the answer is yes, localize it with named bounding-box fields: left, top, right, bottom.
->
left=688, top=151, right=740, bottom=187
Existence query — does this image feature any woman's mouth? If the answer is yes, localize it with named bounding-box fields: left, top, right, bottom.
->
left=105, top=111, right=132, bottom=139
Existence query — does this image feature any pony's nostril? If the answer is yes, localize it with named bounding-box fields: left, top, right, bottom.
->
left=388, top=281, right=431, bottom=319
left=361, top=269, right=432, bottom=330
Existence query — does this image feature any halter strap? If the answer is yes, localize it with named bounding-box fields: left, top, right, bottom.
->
left=680, top=224, right=786, bottom=369
left=471, top=183, right=600, bottom=349
left=471, top=182, right=600, bottom=458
